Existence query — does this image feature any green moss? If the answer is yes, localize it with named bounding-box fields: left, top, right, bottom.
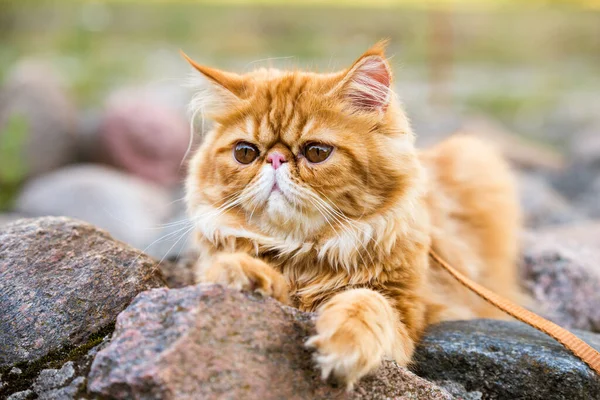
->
left=0, top=323, right=115, bottom=398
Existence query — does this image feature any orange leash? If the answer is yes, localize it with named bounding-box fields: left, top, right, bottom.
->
left=429, top=249, right=600, bottom=376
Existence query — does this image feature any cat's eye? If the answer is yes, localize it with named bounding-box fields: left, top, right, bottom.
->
left=304, top=142, right=334, bottom=164
left=234, top=142, right=259, bottom=164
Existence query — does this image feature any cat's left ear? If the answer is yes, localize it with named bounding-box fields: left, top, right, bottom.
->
left=181, top=50, right=251, bottom=117
left=331, top=40, right=393, bottom=114
left=181, top=50, right=249, bottom=98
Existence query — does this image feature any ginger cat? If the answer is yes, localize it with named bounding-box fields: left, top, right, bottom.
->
left=183, top=41, right=521, bottom=388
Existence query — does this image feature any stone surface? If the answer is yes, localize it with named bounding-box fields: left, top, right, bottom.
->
left=88, top=284, right=451, bottom=400
left=3, top=335, right=110, bottom=400
left=0, top=60, right=78, bottom=180
left=435, top=381, right=482, bottom=400
left=521, top=230, right=600, bottom=332
left=517, top=172, right=582, bottom=228
left=32, top=362, right=75, bottom=393
left=411, top=319, right=600, bottom=400
left=0, top=217, right=164, bottom=371
left=7, top=389, right=33, bottom=400
left=15, top=164, right=173, bottom=250
left=98, top=88, right=191, bottom=186
left=37, top=376, right=85, bottom=400
left=159, top=252, right=196, bottom=289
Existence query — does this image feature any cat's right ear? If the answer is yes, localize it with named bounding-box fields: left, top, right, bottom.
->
left=181, top=50, right=251, bottom=116
left=329, top=40, right=393, bottom=115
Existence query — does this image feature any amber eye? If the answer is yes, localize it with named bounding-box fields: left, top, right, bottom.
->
left=304, top=142, right=334, bottom=164
left=233, top=142, right=259, bottom=164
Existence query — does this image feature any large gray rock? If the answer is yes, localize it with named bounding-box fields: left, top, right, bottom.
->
left=15, top=165, right=173, bottom=250
left=0, top=216, right=164, bottom=396
left=88, top=284, right=451, bottom=400
left=521, top=230, right=600, bottom=332
left=411, top=319, right=600, bottom=400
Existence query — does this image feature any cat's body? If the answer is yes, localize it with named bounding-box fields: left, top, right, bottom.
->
left=183, top=42, right=521, bottom=388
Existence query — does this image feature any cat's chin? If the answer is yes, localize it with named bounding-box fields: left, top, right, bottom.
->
left=259, top=191, right=325, bottom=238
left=266, top=191, right=293, bottom=222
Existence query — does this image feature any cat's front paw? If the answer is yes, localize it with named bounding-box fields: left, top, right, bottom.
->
left=306, top=308, right=384, bottom=389
left=201, top=252, right=289, bottom=304
left=306, top=289, right=394, bottom=390
left=305, top=289, right=413, bottom=390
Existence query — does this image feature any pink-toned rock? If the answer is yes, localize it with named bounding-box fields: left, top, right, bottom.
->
left=521, top=228, right=600, bottom=332
left=98, top=89, right=190, bottom=186
left=87, top=284, right=451, bottom=400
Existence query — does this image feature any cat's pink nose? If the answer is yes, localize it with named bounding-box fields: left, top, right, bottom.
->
left=267, top=152, right=287, bottom=170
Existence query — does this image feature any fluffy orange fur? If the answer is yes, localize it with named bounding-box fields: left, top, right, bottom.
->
left=183, top=41, right=521, bottom=389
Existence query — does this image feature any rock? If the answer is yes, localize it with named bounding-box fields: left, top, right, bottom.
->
left=37, top=376, right=85, bottom=400
left=517, top=173, right=582, bottom=228
left=98, top=89, right=191, bottom=186
left=32, top=362, right=75, bottom=393
left=0, top=217, right=164, bottom=374
left=7, top=389, right=33, bottom=400
left=3, top=334, right=110, bottom=400
left=159, top=252, right=196, bottom=289
left=411, top=319, right=600, bottom=400
left=15, top=164, right=173, bottom=250
left=88, top=284, right=451, bottom=400
left=0, top=60, right=78, bottom=180
left=435, top=381, right=482, bottom=400
left=521, top=230, right=600, bottom=332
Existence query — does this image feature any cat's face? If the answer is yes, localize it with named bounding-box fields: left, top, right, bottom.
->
left=185, top=42, right=420, bottom=241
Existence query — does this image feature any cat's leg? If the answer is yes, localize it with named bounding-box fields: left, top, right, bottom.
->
left=306, top=288, right=414, bottom=389
left=196, top=252, right=289, bottom=304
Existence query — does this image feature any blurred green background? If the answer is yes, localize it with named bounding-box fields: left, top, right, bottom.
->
left=2, top=1, right=599, bottom=115
left=1, top=0, right=599, bottom=256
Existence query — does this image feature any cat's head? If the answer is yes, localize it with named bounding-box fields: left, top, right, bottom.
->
left=185, top=41, right=421, bottom=243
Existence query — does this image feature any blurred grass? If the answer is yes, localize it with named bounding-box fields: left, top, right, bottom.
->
left=0, top=1, right=599, bottom=127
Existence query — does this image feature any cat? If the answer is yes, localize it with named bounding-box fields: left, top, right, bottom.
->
left=182, top=40, right=522, bottom=389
